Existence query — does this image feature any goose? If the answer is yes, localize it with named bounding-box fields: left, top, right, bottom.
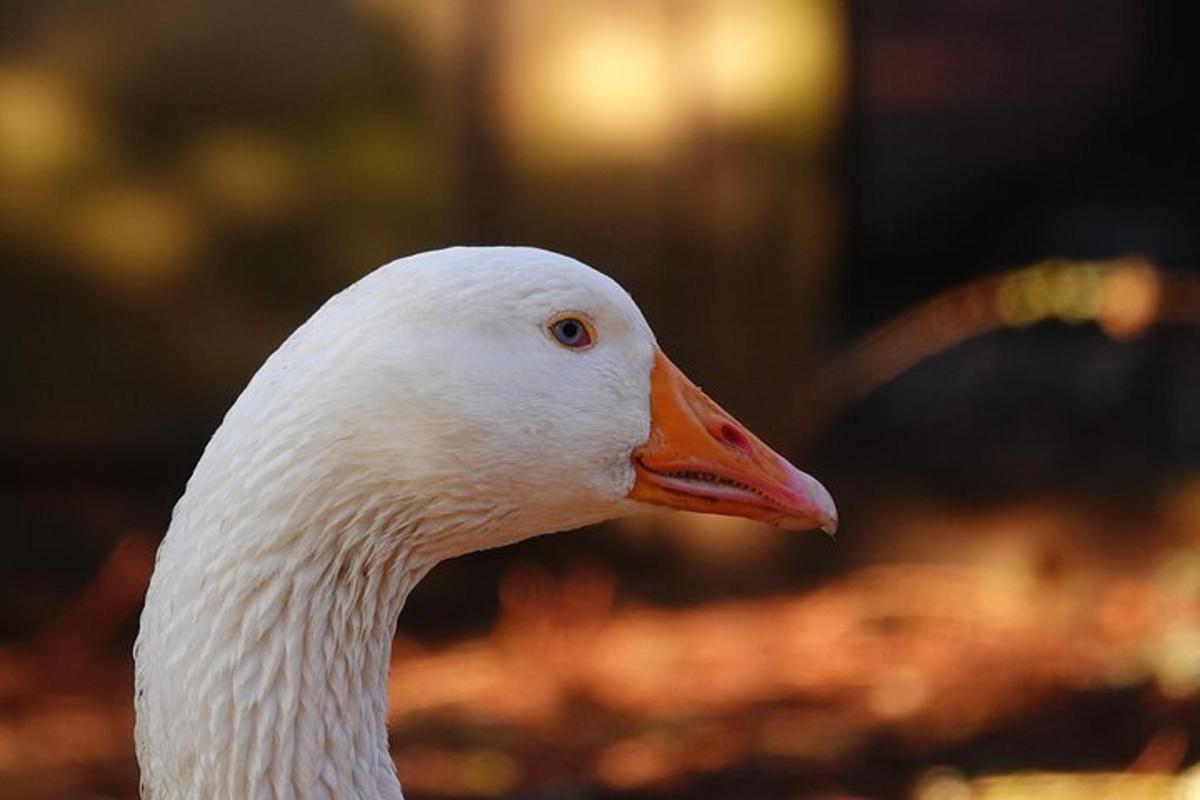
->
left=133, top=246, right=837, bottom=799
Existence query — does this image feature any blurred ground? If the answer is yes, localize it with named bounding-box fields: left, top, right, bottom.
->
left=3, top=486, right=1200, bottom=799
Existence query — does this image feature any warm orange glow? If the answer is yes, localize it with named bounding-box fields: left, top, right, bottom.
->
left=3, top=514, right=1199, bottom=797
left=379, top=546, right=1200, bottom=760
left=1099, top=261, right=1162, bottom=340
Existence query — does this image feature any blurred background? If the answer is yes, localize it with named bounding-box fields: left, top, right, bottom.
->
left=2, top=0, right=1200, bottom=798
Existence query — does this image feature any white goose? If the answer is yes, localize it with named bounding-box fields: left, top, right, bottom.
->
left=134, top=246, right=837, bottom=799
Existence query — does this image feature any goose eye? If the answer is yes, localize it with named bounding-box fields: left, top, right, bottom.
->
left=549, top=315, right=594, bottom=349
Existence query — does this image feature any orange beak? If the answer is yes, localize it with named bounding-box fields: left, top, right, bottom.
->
left=628, top=349, right=838, bottom=534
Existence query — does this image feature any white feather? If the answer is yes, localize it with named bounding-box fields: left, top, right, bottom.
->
left=135, top=247, right=657, bottom=799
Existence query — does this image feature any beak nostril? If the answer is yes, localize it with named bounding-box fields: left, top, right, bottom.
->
left=717, top=422, right=750, bottom=453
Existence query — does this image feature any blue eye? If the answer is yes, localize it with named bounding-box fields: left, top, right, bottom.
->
left=550, top=316, right=594, bottom=349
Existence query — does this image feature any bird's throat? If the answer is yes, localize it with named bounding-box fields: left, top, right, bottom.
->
left=135, top=498, right=429, bottom=800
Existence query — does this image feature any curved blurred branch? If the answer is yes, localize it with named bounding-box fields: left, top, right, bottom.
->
left=797, top=258, right=1200, bottom=442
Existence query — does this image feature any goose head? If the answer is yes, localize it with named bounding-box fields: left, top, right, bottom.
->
left=259, top=245, right=835, bottom=558
left=134, top=245, right=835, bottom=799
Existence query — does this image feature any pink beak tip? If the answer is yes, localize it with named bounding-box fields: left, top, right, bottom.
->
left=780, top=459, right=839, bottom=536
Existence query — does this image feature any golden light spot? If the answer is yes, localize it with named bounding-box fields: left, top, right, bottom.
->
left=913, top=767, right=972, bottom=800
left=66, top=184, right=198, bottom=289
left=1098, top=261, right=1162, bottom=340
left=186, top=128, right=300, bottom=224
left=1047, top=263, right=1102, bottom=323
left=1154, top=549, right=1200, bottom=602
left=503, top=0, right=844, bottom=165
left=700, top=0, right=843, bottom=130
left=1154, top=626, right=1200, bottom=699
left=509, top=11, right=678, bottom=162
left=997, top=266, right=1053, bottom=327
left=0, top=67, right=96, bottom=184
left=971, top=772, right=1184, bottom=799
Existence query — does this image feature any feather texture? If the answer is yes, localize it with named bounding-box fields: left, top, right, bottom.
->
left=135, top=247, right=657, bottom=799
